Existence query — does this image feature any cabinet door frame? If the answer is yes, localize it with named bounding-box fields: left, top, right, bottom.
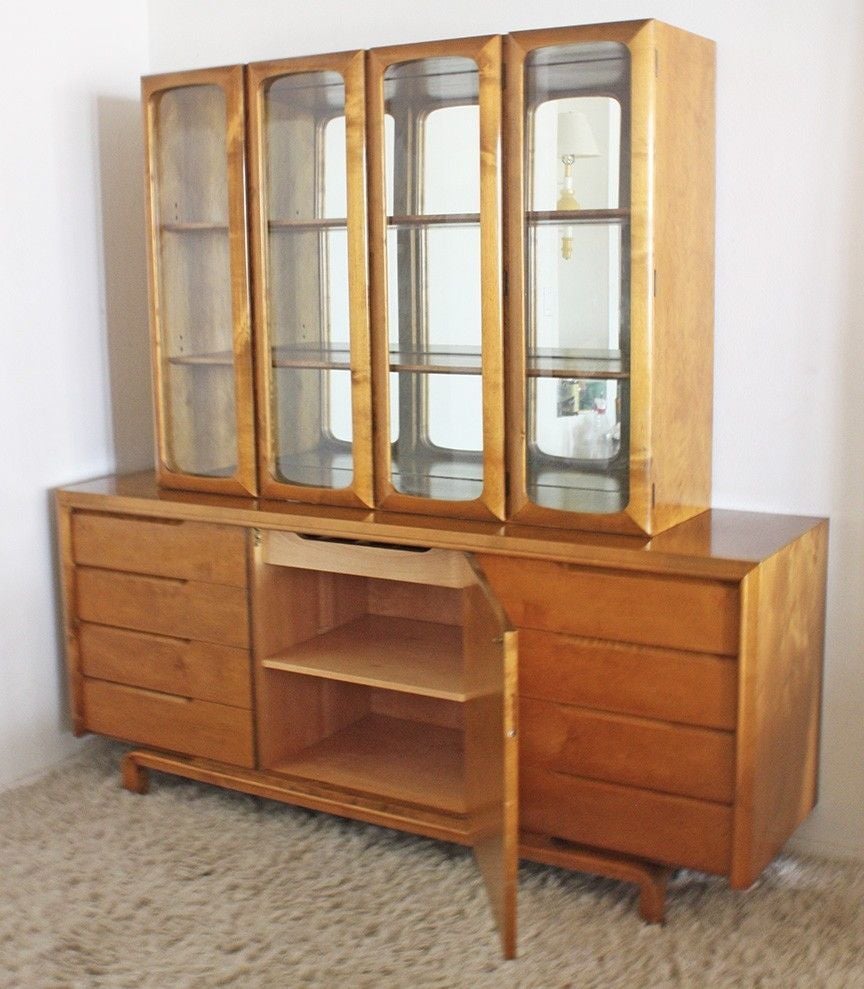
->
left=247, top=51, right=375, bottom=508
left=142, top=65, right=257, bottom=497
left=504, top=21, right=655, bottom=535
left=366, top=35, right=506, bottom=522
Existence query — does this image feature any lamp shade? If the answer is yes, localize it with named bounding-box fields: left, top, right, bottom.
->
left=557, top=110, right=600, bottom=158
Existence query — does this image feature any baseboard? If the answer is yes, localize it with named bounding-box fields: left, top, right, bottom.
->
left=787, top=833, right=864, bottom=864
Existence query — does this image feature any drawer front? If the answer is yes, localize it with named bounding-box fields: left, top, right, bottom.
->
left=520, top=628, right=737, bottom=730
left=79, top=623, right=252, bottom=708
left=521, top=697, right=735, bottom=803
left=76, top=568, right=249, bottom=649
left=82, top=678, right=254, bottom=767
left=72, top=512, right=247, bottom=586
left=478, top=556, right=739, bottom=655
left=520, top=765, right=732, bottom=875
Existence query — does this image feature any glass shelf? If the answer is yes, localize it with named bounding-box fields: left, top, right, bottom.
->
left=160, top=221, right=229, bottom=232
left=387, top=213, right=480, bottom=228
left=526, top=208, right=629, bottom=225
left=527, top=348, right=628, bottom=379
left=271, top=344, right=352, bottom=370
left=268, top=217, right=348, bottom=230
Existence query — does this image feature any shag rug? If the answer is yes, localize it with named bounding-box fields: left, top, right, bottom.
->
left=1, top=740, right=862, bottom=988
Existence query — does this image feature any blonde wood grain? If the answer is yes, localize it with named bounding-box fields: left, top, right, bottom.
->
left=463, top=559, right=518, bottom=959
left=58, top=474, right=826, bottom=584
left=120, top=749, right=473, bottom=846
left=366, top=35, right=506, bottom=523
left=274, top=712, right=467, bottom=815
left=477, top=554, right=739, bottom=655
left=367, top=580, right=463, bottom=626
left=520, top=764, right=732, bottom=874
left=83, top=678, right=255, bottom=767
left=262, top=614, right=465, bottom=700
left=142, top=65, right=256, bottom=496
left=649, top=23, right=715, bottom=532
left=71, top=511, right=248, bottom=586
left=520, top=697, right=735, bottom=803
left=731, top=520, right=828, bottom=888
left=75, top=568, right=249, bottom=650
left=518, top=628, right=737, bottom=730
left=79, top=623, right=252, bottom=708
left=55, top=498, right=85, bottom=735
left=262, top=530, right=474, bottom=586
left=247, top=51, right=374, bottom=508
left=519, top=832, right=669, bottom=924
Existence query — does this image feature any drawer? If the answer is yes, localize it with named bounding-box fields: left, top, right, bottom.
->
left=76, top=568, right=249, bottom=649
left=520, top=764, right=732, bottom=875
left=82, top=678, right=254, bottom=767
left=72, top=512, right=247, bottom=586
left=79, top=623, right=252, bottom=708
left=478, top=556, right=739, bottom=655
left=263, top=531, right=473, bottom=588
left=519, top=628, right=737, bottom=730
left=520, top=697, right=735, bottom=803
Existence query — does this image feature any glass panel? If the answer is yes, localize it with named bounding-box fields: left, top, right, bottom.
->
left=524, top=42, right=630, bottom=514
left=155, top=84, right=236, bottom=478
left=263, top=70, right=353, bottom=489
left=383, top=56, right=484, bottom=501
left=389, top=371, right=484, bottom=502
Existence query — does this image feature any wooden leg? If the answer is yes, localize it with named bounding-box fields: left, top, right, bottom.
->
left=520, top=832, right=670, bottom=924
left=121, top=751, right=150, bottom=794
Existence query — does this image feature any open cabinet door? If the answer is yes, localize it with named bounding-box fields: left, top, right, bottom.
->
left=463, top=558, right=518, bottom=958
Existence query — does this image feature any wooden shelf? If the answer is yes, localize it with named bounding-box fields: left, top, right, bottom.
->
left=526, top=208, right=629, bottom=225
left=263, top=614, right=465, bottom=700
left=272, top=713, right=466, bottom=815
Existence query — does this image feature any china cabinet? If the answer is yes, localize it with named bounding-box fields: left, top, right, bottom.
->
left=55, top=19, right=829, bottom=961
left=142, top=19, right=712, bottom=535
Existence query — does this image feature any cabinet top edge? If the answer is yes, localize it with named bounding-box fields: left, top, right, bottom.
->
left=55, top=473, right=826, bottom=580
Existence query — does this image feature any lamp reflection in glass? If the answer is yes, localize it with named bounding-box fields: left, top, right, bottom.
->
left=556, top=109, right=599, bottom=259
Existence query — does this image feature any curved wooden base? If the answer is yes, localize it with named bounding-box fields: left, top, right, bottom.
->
left=519, top=831, right=670, bottom=924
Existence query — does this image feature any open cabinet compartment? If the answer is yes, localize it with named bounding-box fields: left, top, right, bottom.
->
left=252, top=530, right=518, bottom=956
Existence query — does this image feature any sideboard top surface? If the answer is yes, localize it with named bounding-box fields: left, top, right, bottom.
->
left=56, top=471, right=826, bottom=581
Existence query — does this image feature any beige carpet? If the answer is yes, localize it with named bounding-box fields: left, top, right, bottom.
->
left=1, top=740, right=862, bottom=988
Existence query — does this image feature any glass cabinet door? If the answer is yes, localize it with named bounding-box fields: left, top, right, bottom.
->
left=142, top=66, right=256, bottom=496
left=367, top=37, right=505, bottom=520
left=247, top=52, right=373, bottom=506
left=505, top=25, right=651, bottom=531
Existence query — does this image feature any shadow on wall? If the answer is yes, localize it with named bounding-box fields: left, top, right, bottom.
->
left=96, top=95, right=154, bottom=474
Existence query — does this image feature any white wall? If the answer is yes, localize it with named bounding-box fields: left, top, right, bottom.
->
left=0, top=3, right=151, bottom=786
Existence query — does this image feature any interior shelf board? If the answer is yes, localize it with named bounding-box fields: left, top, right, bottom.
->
left=263, top=614, right=466, bottom=700
left=271, top=713, right=467, bottom=815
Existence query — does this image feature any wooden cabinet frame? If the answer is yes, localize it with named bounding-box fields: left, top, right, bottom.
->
left=142, top=65, right=257, bottom=496
left=366, top=35, right=506, bottom=521
left=247, top=51, right=375, bottom=507
left=504, top=21, right=715, bottom=534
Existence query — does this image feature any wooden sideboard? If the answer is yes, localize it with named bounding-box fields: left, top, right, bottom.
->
left=56, top=471, right=828, bottom=956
